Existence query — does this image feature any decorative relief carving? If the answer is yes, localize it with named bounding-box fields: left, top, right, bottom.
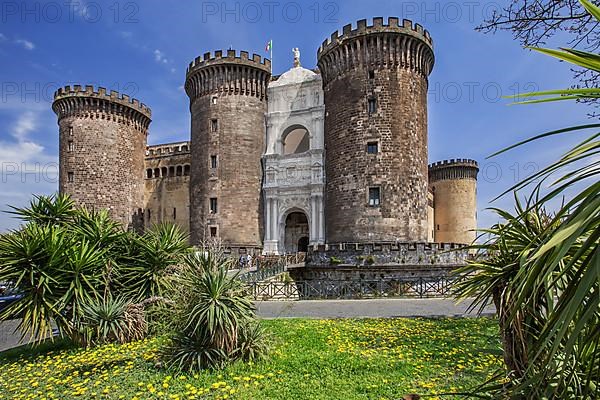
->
left=278, top=195, right=310, bottom=217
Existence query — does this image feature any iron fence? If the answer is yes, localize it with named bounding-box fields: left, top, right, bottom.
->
left=239, top=262, right=286, bottom=283
left=247, top=277, right=454, bottom=300
left=238, top=253, right=306, bottom=283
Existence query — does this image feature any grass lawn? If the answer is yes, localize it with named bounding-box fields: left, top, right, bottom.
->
left=0, top=317, right=502, bottom=400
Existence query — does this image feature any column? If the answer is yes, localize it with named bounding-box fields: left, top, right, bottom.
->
left=318, top=195, right=324, bottom=242
left=310, top=196, right=317, bottom=244
left=271, top=198, right=279, bottom=246
left=265, top=198, right=272, bottom=241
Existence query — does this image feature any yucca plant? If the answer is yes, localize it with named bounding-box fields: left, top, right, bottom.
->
left=234, top=322, right=271, bottom=363
left=163, top=250, right=264, bottom=371
left=8, top=193, right=77, bottom=226
left=1, top=195, right=147, bottom=343
left=0, top=223, right=75, bottom=340
left=119, top=223, right=189, bottom=300
left=454, top=194, right=562, bottom=384
left=455, top=0, right=600, bottom=397
left=73, top=295, right=147, bottom=347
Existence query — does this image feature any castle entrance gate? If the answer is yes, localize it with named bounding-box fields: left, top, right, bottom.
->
left=284, top=212, right=309, bottom=254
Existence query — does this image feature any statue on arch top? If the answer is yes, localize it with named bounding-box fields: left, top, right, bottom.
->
left=292, top=47, right=301, bottom=67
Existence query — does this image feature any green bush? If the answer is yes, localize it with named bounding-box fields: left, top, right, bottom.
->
left=72, top=295, right=147, bottom=347
left=119, top=223, right=190, bottom=301
left=0, top=196, right=124, bottom=341
left=0, top=194, right=189, bottom=344
left=234, top=322, right=270, bottom=363
left=163, top=250, right=268, bottom=371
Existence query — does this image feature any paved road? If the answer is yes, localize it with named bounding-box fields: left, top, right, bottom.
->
left=256, top=298, right=495, bottom=319
left=1, top=299, right=495, bottom=353
left=0, top=320, right=28, bottom=352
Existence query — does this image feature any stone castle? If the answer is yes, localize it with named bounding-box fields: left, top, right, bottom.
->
left=52, top=17, right=479, bottom=257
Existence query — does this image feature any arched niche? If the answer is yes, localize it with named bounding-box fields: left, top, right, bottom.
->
left=281, top=124, right=310, bottom=155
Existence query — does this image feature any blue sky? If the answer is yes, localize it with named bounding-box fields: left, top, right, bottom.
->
left=0, top=0, right=592, bottom=232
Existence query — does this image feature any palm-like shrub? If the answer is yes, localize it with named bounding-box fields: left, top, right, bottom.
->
left=0, top=194, right=189, bottom=345
left=455, top=0, right=600, bottom=397
left=455, top=197, right=564, bottom=381
left=234, top=322, right=270, bottom=363
left=8, top=193, right=78, bottom=226
left=163, top=251, right=266, bottom=371
left=119, top=223, right=189, bottom=301
left=0, top=199, right=120, bottom=340
left=73, top=295, right=147, bottom=347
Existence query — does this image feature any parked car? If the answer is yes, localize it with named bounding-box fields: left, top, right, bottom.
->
left=0, top=283, right=23, bottom=314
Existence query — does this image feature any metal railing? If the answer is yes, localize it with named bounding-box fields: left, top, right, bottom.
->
left=239, top=261, right=286, bottom=283
left=237, top=253, right=307, bottom=283
left=247, top=277, right=454, bottom=300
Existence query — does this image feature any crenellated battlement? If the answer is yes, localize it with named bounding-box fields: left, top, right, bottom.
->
left=53, top=85, right=151, bottom=118
left=428, top=159, right=479, bottom=182
left=317, top=17, right=435, bottom=84
left=307, top=241, right=470, bottom=269
left=428, top=159, right=478, bottom=168
left=318, top=17, right=432, bottom=56
left=145, top=141, right=190, bottom=158
left=52, top=85, right=151, bottom=132
left=186, top=49, right=271, bottom=73
left=185, top=49, right=272, bottom=102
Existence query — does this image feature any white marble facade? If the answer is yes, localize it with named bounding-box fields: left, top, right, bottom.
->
left=262, top=55, right=325, bottom=255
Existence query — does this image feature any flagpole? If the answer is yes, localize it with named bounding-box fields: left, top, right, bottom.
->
left=270, top=40, right=273, bottom=74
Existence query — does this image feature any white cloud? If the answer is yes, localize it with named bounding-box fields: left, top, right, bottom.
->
left=0, top=111, right=58, bottom=231
left=0, top=33, right=6, bottom=41
left=0, top=111, right=55, bottom=166
left=12, top=111, right=37, bottom=140
left=15, top=39, right=35, bottom=50
left=154, top=49, right=168, bottom=64
left=0, top=112, right=46, bottom=166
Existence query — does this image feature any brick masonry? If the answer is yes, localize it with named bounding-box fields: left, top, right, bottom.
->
left=293, top=242, right=469, bottom=281
left=144, top=142, right=191, bottom=232
left=185, top=50, right=271, bottom=252
left=318, top=18, right=435, bottom=243
left=52, top=85, right=151, bottom=228
left=429, top=159, right=479, bottom=244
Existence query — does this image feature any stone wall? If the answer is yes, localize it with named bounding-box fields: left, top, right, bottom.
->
left=427, top=190, right=435, bottom=242
left=317, top=18, right=435, bottom=243
left=429, top=159, right=479, bottom=244
left=185, top=50, right=271, bottom=254
left=293, top=241, right=469, bottom=281
left=52, top=85, right=151, bottom=228
left=144, top=142, right=191, bottom=233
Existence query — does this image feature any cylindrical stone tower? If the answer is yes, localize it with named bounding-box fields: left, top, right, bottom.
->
left=317, top=17, right=435, bottom=243
left=185, top=50, right=271, bottom=253
left=52, top=85, right=151, bottom=228
left=429, top=159, right=479, bottom=244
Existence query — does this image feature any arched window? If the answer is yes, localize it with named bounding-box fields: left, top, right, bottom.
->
left=147, top=169, right=153, bottom=179
left=176, top=165, right=183, bottom=176
left=282, top=125, right=310, bottom=155
left=169, top=166, right=175, bottom=177
left=153, top=168, right=160, bottom=178
left=184, top=165, right=191, bottom=176
left=161, top=167, right=168, bottom=177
